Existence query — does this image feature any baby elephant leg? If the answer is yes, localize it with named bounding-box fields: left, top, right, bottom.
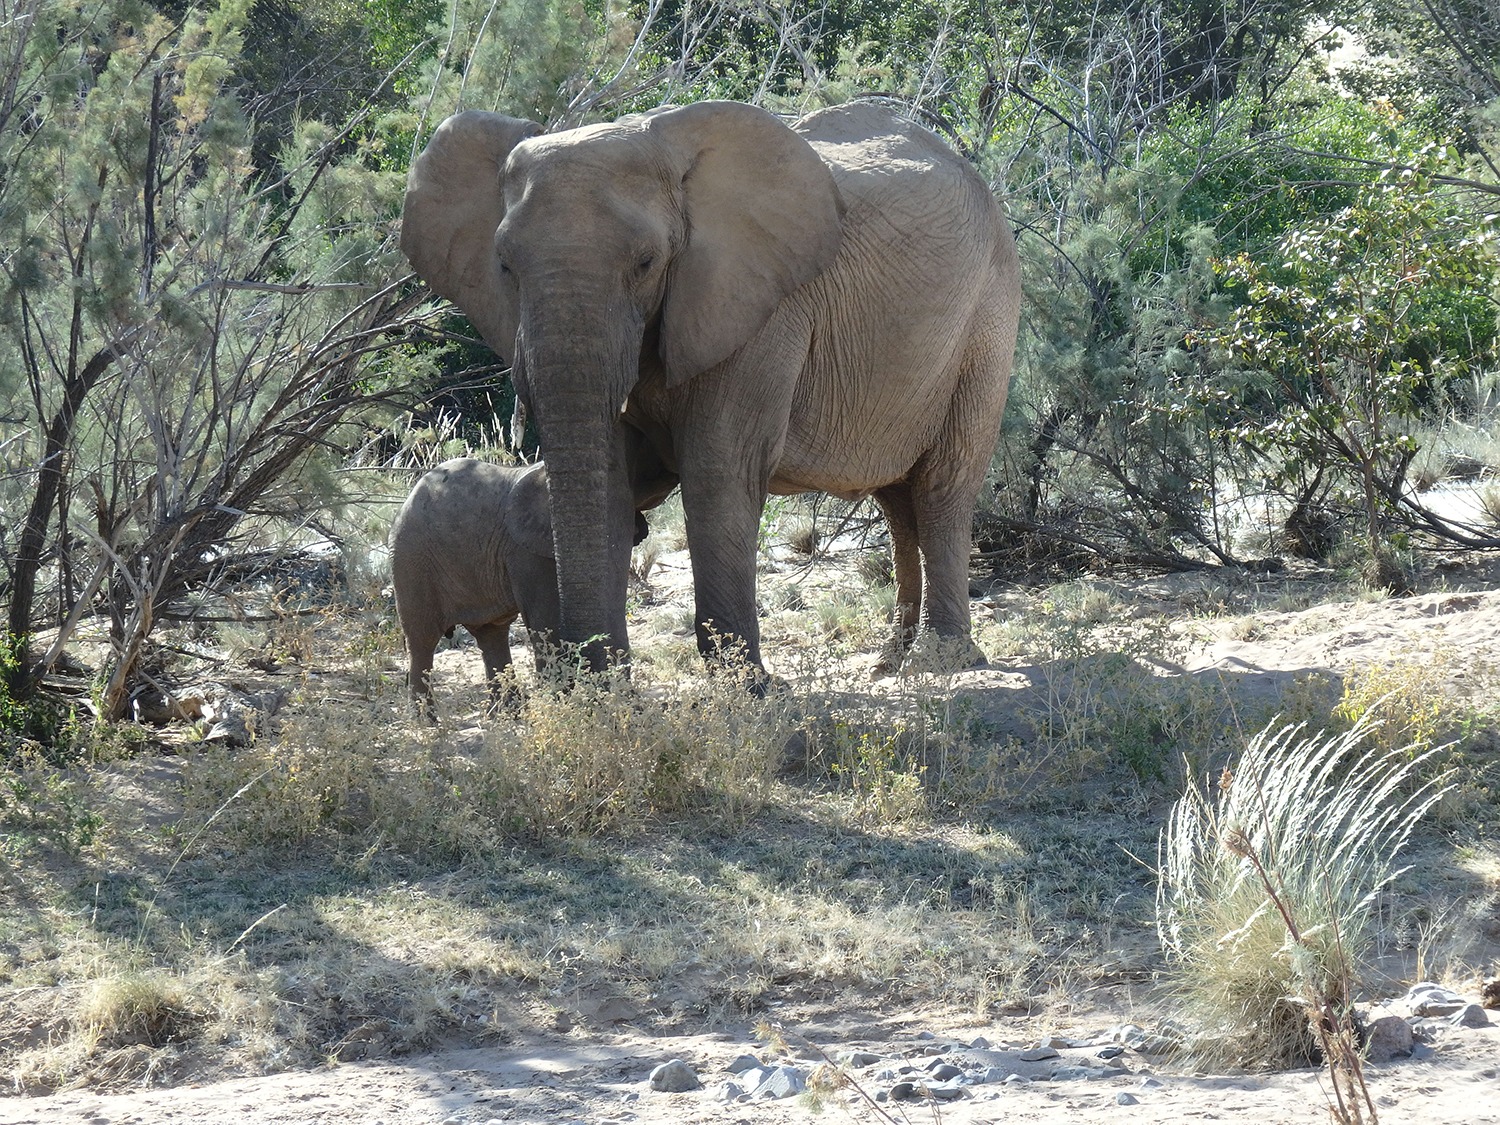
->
left=470, top=618, right=518, bottom=713
left=404, top=626, right=441, bottom=722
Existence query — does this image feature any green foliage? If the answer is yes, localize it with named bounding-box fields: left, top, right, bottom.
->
left=0, top=635, right=87, bottom=766
left=404, top=0, right=604, bottom=124
left=1202, top=156, right=1499, bottom=581
left=0, top=0, right=427, bottom=712
left=822, top=723, right=930, bottom=825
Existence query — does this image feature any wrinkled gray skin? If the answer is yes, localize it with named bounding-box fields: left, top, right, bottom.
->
left=390, top=458, right=559, bottom=712
left=402, top=100, right=1020, bottom=675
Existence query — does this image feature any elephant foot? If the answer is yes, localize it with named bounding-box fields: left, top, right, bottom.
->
left=872, top=624, right=918, bottom=677
left=900, top=632, right=988, bottom=676
left=485, top=685, right=524, bottom=720
left=741, top=665, right=789, bottom=699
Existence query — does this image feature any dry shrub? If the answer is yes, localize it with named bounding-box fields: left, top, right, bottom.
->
left=1157, top=717, right=1451, bottom=1070
left=1481, top=483, right=1500, bottom=528
left=1333, top=655, right=1464, bottom=759
left=489, top=661, right=796, bottom=836
left=181, top=664, right=798, bottom=854
left=6, top=961, right=262, bottom=1092
left=180, top=702, right=398, bottom=849
left=81, top=970, right=201, bottom=1049
left=984, top=585, right=1236, bottom=791
left=795, top=669, right=1017, bottom=823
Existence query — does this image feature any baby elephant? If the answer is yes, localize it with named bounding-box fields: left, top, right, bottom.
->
left=390, top=458, right=561, bottom=714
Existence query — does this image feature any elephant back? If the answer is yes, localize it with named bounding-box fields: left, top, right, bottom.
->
left=795, top=102, right=997, bottom=226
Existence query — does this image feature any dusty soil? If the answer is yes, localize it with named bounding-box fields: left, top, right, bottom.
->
left=4, top=1009, right=1496, bottom=1124
left=4, top=550, right=1500, bottom=1123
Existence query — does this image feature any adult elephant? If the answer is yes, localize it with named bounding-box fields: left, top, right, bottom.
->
left=401, top=99, right=1019, bottom=675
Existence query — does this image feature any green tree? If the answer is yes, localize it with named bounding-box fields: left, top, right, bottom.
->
left=1205, top=159, right=1498, bottom=587
left=0, top=0, right=428, bottom=712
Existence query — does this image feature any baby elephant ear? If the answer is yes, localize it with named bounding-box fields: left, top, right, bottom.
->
left=646, top=101, right=844, bottom=386
left=402, top=111, right=543, bottom=362
left=502, top=462, right=555, bottom=560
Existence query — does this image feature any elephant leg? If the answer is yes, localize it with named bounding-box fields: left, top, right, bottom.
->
left=673, top=315, right=809, bottom=679
left=680, top=469, right=767, bottom=671
left=906, top=338, right=1010, bottom=668
left=873, top=483, right=923, bottom=673
left=470, top=617, right=518, bottom=713
left=905, top=470, right=988, bottom=671
left=405, top=625, right=441, bottom=722
left=509, top=550, right=561, bottom=676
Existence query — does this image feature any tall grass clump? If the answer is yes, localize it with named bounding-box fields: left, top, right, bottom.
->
left=182, top=662, right=799, bottom=856
left=1157, top=716, right=1451, bottom=1082
left=490, top=661, right=798, bottom=836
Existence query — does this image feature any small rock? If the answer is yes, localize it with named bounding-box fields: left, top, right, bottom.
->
left=978, top=1067, right=1009, bottom=1083
left=969, top=1036, right=992, bottom=1049
left=1096, top=1045, right=1125, bottom=1060
left=1117, top=1093, right=1140, bottom=1106
left=889, top=1081, right=917, bottom=1101
left=753, top=1065, right=807, bottom=1100
left=1133, top=1034, right=1179, bottom=1056
left=725, top=1053, right=762, bottom=1074
left=648, top=1059, right=701, bottom=1093
left=715, top=1081, right=746, bottom=1102
left=1451, top=1003, right=1491, bottom=1028
left=1051, top=1066, right=1098, bottom=1081
left=1406, top=982, right=1467, bottom=1017
left=1412, top=1019, right=1448, bottom=1043
left=1018, top=1046, right=1059, bottom=1062
left=917, top=1030, right=937, bottom=1040
left=1112, top=1023, right=1147, bottom=1044
left=1364, top=1014, right=1414, bottom=1062
left=874, top=1067, right=900, bottom=1081
left=927, top=1082, right=965, bottom=1101
left=839, top=1050, right=883, bottom=1068
left=736, top=1067, right=769, bottom=1091
left=1003, top=1074, right=1030, bottom=1086
left=1138, top=1077, right=1165, bottom=1089
left=928, top=1063, right=963, bottom=1081
left=1051, top=1036, right=1095, bottom=1049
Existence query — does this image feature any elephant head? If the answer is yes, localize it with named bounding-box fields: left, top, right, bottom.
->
left=402, top=103, right=844, bottom=669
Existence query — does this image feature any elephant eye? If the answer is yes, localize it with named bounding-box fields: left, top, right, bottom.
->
left=497, top=259, right=512, bottom=276
left=635, top=254, right=655, bottom=276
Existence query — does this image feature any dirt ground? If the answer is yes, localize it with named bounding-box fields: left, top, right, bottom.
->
left=3, top=1006, right=1495, bottom=1124
left=4, top=550, right=1500, bottom=1123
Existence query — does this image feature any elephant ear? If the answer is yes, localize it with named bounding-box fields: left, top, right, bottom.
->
left=646, top=102, right=844, bottom=386
left=502, top=462, right=555, bottom=560
left=402, top=111, right=543, bottom=362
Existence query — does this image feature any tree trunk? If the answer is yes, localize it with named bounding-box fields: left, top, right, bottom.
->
left=6, top=345, right=118, bottom=698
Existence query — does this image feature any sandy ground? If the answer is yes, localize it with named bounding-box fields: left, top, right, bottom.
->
left=5, top=557, right=1500, bottom=1123
left=3, top=1014, right=1494, bottom=1124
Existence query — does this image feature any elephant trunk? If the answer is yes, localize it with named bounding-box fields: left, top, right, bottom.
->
left=522, top=315, right=640, bottom=674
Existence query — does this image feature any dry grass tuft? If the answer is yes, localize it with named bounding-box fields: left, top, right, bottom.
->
left=81, top=969, right=202, bottom=1049
left=488, top=660, right=796, bottom=836
left=1157, top=716, right=1452, bottom=1071
left=181, top=659, right=798, bottom=853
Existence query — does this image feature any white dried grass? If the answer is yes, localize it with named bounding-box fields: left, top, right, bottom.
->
left=1157, top=714, right=1451, bottom=1067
